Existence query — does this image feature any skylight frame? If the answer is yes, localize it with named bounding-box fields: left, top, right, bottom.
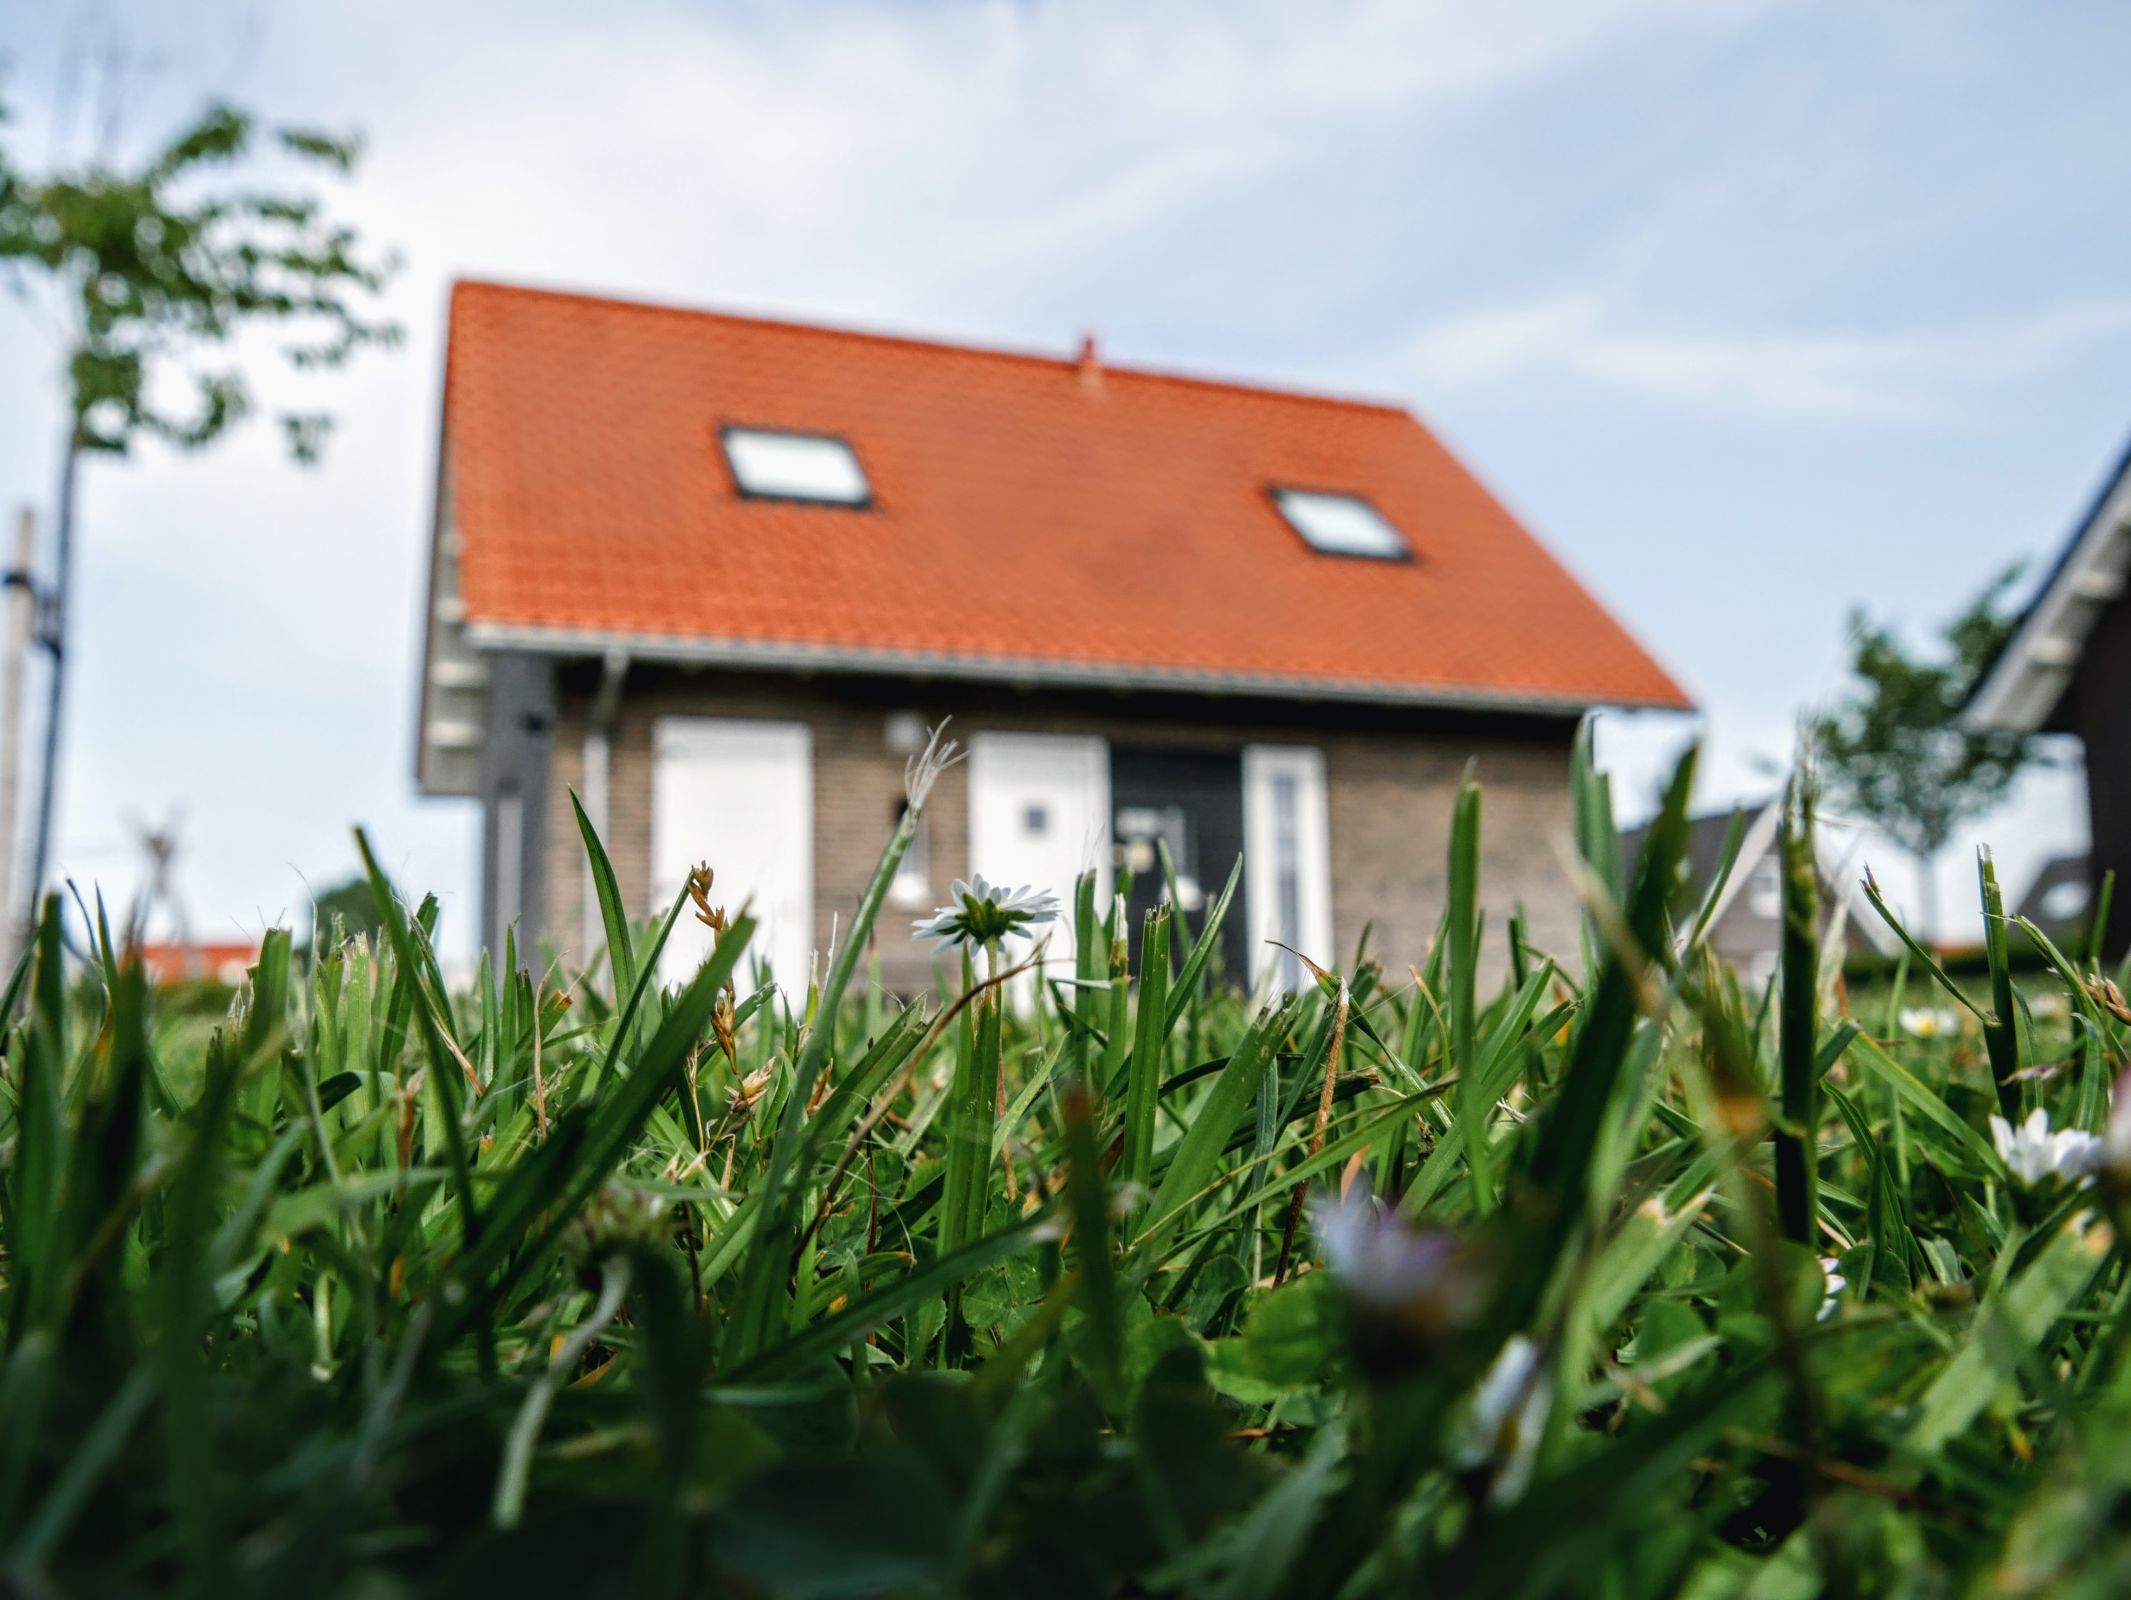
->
left=720, top=424, right=874, bottom=509
left=1267, top=486, right=1414, bottom=562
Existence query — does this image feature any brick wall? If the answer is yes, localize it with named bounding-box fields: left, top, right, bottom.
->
left=536, top=666, right=1579, bottom=993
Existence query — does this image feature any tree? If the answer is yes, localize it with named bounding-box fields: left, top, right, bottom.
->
left=303, top=874, right=385, bottom=955
left=1811, top=567, right=2036, bottom=939
left=0, top=94, right=396, bottom=935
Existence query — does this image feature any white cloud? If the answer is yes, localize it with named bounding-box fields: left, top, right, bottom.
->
left=1410, top=290, right=2131, bottom=419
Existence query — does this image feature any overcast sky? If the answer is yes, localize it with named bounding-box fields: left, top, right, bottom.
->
left=2, top=0, right=2127, bottom=955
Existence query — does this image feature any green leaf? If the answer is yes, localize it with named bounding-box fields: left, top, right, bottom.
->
left=1140, top=1000, right=1293, bottom=1240
left=1906, top=1216, right=2107, bottom=1453
left=571, top=787, right=636, bottom=1000
left=1242, top=1272, right=1343, bottom=1387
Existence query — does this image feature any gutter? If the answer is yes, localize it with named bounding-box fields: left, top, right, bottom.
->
left=462, top=622, right=1692, bottom=719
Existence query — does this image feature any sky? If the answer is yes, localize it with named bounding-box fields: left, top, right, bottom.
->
left=0, top=0, right=2127, bottom=957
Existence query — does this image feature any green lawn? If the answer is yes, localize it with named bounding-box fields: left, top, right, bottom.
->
left=3, top=735, right=2130, bottom=1596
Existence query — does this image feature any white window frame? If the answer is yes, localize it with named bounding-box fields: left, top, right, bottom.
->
left=1243, top=744, right=1334, bottom=992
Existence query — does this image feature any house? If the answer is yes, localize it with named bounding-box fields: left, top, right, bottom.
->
left=415, top=281, right=1691, bottom=993
left=137, top=941, right=262, bottom=987
left=1620, top=802, right=1893, bottom=989
left=1966, top=431, right=2131, bottom=942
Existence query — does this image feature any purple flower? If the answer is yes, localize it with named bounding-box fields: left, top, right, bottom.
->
left=1311, top=1182, right=1483, bottom=1361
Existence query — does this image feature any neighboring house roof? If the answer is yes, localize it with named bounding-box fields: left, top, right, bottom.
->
left=1965, top=428, right=2131, bottom=734
left=2018, top=851, right=2092, bottom=935
left=1619, top=801, right=1899, bottom=957
left=1624, top=801, right=1777, bottom=909
left=419, top=280, right=1691, bottom=792
left=137, top=941, right=261, bottom=986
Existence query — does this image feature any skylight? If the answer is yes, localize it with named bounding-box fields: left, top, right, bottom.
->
left=723, top=428, right=871, bottom=506
left=1271, top=488, right=1410, bottom=560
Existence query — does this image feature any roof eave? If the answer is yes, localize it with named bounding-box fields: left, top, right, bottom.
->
left=460, top=621, right=1694, bottom=717
left=1965, top=429, right=2131, bottom=735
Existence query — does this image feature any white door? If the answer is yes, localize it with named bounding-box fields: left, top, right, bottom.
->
left=968, top=732, right=1110, bottom=981
left=652, top=717, right=813, bottom=993
left=1243, top=744, right=1334, bottom=991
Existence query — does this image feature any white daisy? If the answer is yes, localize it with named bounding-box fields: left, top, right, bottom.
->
left=1899, top=1007, right=1960, bottom=1040
left=1818, top=1256, right=1846, bottom=1321
left=911, top=874, right=1060, bottom=953
left=1451, top=1335, right=1551, bottom=1507
left=1989, top=1107, right=2103, bottom=1189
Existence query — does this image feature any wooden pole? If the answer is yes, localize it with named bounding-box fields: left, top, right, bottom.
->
left=0, top=508, right=38, bottom=970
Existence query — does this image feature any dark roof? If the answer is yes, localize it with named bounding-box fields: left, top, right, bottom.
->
left=1965, top=425, right=2131, bottom=733
left=1620, top=802, right=1777, bottom=895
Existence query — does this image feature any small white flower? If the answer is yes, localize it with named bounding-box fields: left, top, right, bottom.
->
left=1818, top=1256, right=1846, bottom=1321
left=1990, top=1107, right=2103, bottom=1189
left=1451, top=1335, right=1551, bottom=1506
left=1900, top=1007, right=1960, bottom=1040
left=1313, top=1184, right=1463, bottom=1314
left=911, top=874, right=1060, bottom=952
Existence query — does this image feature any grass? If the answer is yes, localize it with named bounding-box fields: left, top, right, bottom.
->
left=5, top=728, right=2131, bottom=1595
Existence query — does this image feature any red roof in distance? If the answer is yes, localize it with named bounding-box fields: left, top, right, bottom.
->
left=137, top=942, right=262, bottom=986
left=440, top=280, right=1691, bottom=714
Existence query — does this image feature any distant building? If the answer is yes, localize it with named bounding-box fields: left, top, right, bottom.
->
left=137, top=941, right=260, bottom=986
left=2017, top=852, right=2092, bottom=947
left=1966, top=433, right=2131, bottom=946
left=1621, top=801, right=1893, bottom=987
left=415, top=281, right=1691, bottom=991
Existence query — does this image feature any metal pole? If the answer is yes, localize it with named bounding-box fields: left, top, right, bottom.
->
left=25, top=436, right=78, bottom=936
left=0, top=508, right=37, bottom=971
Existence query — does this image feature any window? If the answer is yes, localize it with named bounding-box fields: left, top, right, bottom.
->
left=889, top=798, right=932, bottom=909
left=1242, top=745, right=1333, bottom=993
left=1270, top=488, right=1410, bottom=559
left=1749, top=858, right=1782, bottom=918
left=722, top=427, right=870, bottom=505
left=2039, top=877, right=2090, bottom=923
left=651, top=718, right=814, bottom=988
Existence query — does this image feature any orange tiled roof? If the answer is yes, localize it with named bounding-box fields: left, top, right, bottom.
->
left=137, top=942, right=261, bottom=985
left=440, top=281, right=1690, bottom=713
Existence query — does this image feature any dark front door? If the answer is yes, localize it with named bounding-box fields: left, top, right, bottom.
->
left=1110, top=745, right=1247, bottom=985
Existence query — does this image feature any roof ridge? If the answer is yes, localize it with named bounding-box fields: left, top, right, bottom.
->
left=451, top=276, right=1413, bottom=418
